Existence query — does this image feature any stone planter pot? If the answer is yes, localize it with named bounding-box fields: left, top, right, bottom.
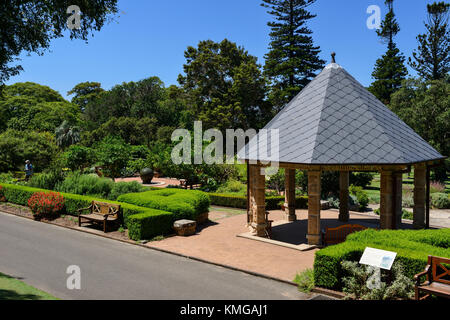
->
left=140, top=168, right=154, bottom=184
left=196, top=212, right=209, bottom=224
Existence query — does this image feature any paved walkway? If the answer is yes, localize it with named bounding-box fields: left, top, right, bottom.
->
left=148, top=208, right=386, bottom=283
left=0, top=211, right=310, bottom=300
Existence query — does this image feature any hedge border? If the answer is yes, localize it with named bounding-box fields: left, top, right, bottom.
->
left=208, top=193, right=308, bottom=210
left=0, top=183, right=173, bottom=241
left=314, top=228, right=450, bottom=290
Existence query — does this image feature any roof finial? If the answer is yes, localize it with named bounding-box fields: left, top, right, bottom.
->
left=331, top=52, right=336, bottom=64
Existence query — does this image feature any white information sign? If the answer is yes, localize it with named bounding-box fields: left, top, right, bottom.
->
left=359, top=247, right=397, bottom=270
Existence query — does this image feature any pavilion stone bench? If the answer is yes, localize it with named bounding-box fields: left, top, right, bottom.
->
left=173, top=219, right=196, bottom=236
left=78, top=201, right=120, bottom=233
left=415, top=255, right=450, bottom=300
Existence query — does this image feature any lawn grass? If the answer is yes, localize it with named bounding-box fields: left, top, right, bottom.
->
left=0, top=272, right=57, bottom=300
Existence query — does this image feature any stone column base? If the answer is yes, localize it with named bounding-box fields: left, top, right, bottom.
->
left=307, top=233, right=322, bottom=245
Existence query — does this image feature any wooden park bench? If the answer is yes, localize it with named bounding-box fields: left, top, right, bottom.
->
left=322, top=224, right=367, bottom=246
left=415, top=255, right=450, bottom=300
left=78, top=201, right=120, bottom=233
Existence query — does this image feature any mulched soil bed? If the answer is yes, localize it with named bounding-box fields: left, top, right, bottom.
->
left=0, top=202, right=131, bottom=243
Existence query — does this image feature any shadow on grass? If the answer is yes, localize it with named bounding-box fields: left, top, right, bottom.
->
left=0, top=289, right=43, bottom=300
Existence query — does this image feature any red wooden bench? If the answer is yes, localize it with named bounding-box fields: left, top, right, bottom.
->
left=415, top=255, right=450, bottom=300
left=321, top=224, right=367, bottom=245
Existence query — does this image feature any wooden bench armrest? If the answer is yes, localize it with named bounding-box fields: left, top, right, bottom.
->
left=414, top=265, right=431, bottom=285
left=77, top=205, right=92, bottom=214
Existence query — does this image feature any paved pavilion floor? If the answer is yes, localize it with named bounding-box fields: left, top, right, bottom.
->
left=147, top=208, right=409, bottom=283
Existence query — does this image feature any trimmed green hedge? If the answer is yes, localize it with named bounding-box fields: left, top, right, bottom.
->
left=208, top=193, right=308, bottom=210
left=314, top=228, right=450, bottom=290
left=118, top=189, right=210, bottom=221
left=0, top=183, right=173, bottom=241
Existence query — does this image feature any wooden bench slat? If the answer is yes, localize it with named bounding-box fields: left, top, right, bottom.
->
left=78, top=201, right=120, bottom=233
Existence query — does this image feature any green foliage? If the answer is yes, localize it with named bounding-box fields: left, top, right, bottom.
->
left=0, top=1, right=118, bottom=84
left=0, top=183, right=172, bottom=241
left=216, top=180, right=247, bottom=194
left=118, top=189, right=210, bottom=221
left=368, top=0, right=408, bottom=104
left=409, top=2, right=450, bottom=80
left=341, top=261, right=415, bottom=300
left=349, top=185, right=369, bottom=211
left=208, top=192, right=308, bottom=210
left=63, top=145, right=96, bottom=172
left=0, top=129, right=59, bottom=172
left=314, top=229, right=450, bottom=290
left=390, top=78, right=449, bottom=181
left=294, top=269, right=315, bottom=294
left=178, top=39, right=270, bottom=131
left=431, top=192, right=450, bottom=209
left=67, top=82, right=104, bottom=112
left=109, top=181, right=147, bottom=201
left=94, top=136, right=131, bottom=180
left=54, top=172, right=114, bottom=198
left=28, top=171, right=65, bottom=190
left=261, top=0, right=325, bottom=110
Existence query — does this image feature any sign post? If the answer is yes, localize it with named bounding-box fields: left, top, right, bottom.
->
left=359, top=247, right=397, bottom=290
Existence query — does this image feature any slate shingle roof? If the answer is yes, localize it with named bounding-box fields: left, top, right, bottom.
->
left=238, top=63, right=445, bottom=165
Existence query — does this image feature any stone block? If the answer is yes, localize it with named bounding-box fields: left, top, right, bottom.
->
left=173, top=219, right=196, bottom=236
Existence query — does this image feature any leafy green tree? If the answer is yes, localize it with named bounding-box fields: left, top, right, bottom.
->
left=68, top=82, right=104, bottom=112
left=55, top=120, right=81, bottom=148
left=63, top=145, right=95, bottom=172
left=369, top=0, right=408, bottom=105
left=178, top=39, right=270, bottom=131
left=94, top=136, right=131, bottom=181
left=0, top=1, right=118, bottom=84
left=0, top=82, right=80, bottom=133
left=0, top=129, right=59, bottom=172
left=83, top=77, right=167, bottom=129
left=262, top=0, right=325, bottom=110
left=409, top=2, right=450, bottom=81
left=390, top=78, right=449, bottom=181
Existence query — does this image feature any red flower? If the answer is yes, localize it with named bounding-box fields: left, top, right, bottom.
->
left=28, top=192, right=65, bottom=217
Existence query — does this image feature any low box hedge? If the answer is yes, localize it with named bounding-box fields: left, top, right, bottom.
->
left=118, top=189, right=210, bottom=221
left=0, top=183, right=173, bottom=241
left=208, top=193, right=308, bottom=210
left=314, top=228, right=450, bottom=290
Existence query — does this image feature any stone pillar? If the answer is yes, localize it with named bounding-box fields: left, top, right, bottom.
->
left=250, top=165, right=266, bottom=236
left=284, top=168, right=296, bottom=221
left=339, top=171, right=349, bottom=222
left=380, top=170, right=395, bottom=229
left=413, top=164, right=426, bottom=229
left=247, top=164, right=254, bottom=226
left=307, top=170, right=321, bottom=245
left=393, top=172, right=403, bottom=229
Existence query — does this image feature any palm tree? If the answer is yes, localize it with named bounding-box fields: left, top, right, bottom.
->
left=55, top=120, right=80, bottom=148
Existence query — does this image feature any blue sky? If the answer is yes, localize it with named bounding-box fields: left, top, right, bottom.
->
left=6, top=0, right=437, bottom=100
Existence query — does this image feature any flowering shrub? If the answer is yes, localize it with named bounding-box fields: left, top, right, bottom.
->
left=28, top=192, right=65, bottom=217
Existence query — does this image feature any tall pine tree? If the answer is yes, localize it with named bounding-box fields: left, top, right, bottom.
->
left=262, top=0, right=324, bottom=111
left=409, top=2, right=450, bottom=81
left=369, top=0, right=408, bottom=105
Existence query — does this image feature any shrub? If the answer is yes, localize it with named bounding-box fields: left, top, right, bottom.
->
left=118, top=189, right=210, bottom=221
left=349, top=185, right=369, bottom=211
left=402, top=190, right=414, bottom=208
left=0, top=172, right=15, bottom=184
left=216, top=179, right=246, bottom=194
left=108, top=181, right=147, bottom=200
left=341, top=261, right=414, bottom=300
left=430, top=181, right=445, bottom=194
left=350, top=173, right=375, bottom=189
left=208, top=193, right=308, bottom=210
left=314, top=229, right=450, bottom=290
left=294, top=269, right=315, bottom=293
left=0, top=185, right=5, bottom=201
left=28, top=191, right=65, bottom=217
left=54, top=172, right=114, bottom=198
left=0, top=183, right=173, bottom=241
left=431, top=193, right=450, bottom=209
left=28, top=170, right=65, bottom=190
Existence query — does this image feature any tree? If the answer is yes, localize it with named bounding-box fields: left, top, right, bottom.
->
left=0, top=1, right=118, bottom=84
left=390, top=78, right=449, bottom=181
left=178, top=39, right=270, bottom=131
left=94, top=136, right=131, bottom=181
left=262, top=0, right=325, bottom=110
left=409, top=2, right=450, bottom=80
left=369, top=0, right=408, bottom=105
left=0, top=129, right=59, bottom=172
left=64, top=145, right=95, bottom=172
left=83, top=77, right=166, bottom=129
left=68, top=82, right=104, bottom=112
left=55, top=120, right=81, bottom=148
